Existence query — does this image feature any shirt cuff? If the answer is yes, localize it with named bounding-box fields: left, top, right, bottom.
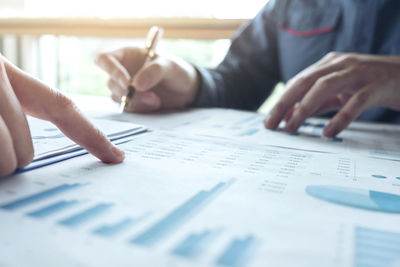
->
left=191, top=66, right=219, bottom=107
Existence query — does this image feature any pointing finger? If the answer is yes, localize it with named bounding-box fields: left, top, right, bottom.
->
left=50, top=94, right=125, bottom=163
left=5, top=60, right=125, bottom=164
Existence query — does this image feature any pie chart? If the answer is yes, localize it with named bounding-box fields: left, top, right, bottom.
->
left=306, top=185, right=400, bottom=213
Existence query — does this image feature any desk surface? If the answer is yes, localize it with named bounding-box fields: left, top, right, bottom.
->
left=0, top=99, right=399, bottom=267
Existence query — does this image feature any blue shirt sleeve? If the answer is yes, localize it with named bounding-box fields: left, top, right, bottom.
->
left=193, top=1, right=281, bottom=110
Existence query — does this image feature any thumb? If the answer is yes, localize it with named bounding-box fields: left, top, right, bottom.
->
left=132, top=58, right=168, bottom=92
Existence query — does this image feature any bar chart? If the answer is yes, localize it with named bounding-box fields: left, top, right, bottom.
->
left=0, top=179, right=255, bottom=266
left=172, top=228, right=221, bottom=259
left=216, top=235, right=257, bottom=267
left=27, top=200, right=81, bottom=218
left=93, top=217, right=138, bottom=237
left=0, top=183, right=85, bottom=211
left=354, top=226, right=400, bottom=267
left=131, top=179, right=235, bottom=246
left=58, top=203, right=114, bottom=228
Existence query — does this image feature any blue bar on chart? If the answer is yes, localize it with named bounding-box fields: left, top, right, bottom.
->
left=371, top=174, right=387, bottom=179
left=93, top=216, right=141, bottom=237
left=216, top=235, right=257, bottom=267
left=172, top=229, right=220, bottom=259
left=0, top=183, right=84, bottom=211
left=26, top=200, right=80, bottom=218
left=354, top=226, right=400, bottom=267
left=59, top=203, right=113, bottom=227
left=306, top=185, right=400, bottom=213
left=131, top=179, right=234, bottom=247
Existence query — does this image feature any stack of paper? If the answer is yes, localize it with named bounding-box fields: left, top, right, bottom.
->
left=23, top=116, right=147, bottom=172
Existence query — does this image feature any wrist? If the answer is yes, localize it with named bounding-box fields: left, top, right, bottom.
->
left=183, top=65, right=201, bottom=107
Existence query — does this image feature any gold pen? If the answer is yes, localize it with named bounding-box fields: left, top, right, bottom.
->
left=120, top=26, right=164, bottom=112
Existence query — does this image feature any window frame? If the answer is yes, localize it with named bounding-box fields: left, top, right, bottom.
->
left=0, top=18, right=246, bottom=39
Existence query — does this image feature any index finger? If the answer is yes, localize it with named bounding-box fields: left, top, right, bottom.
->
left=49, top=93, right=125, bottom=163
left=95, top=52, right=131, bottom=89
left=5, top=61, right=125, bottom=164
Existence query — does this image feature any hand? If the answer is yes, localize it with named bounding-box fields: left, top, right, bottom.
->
left=0, top=55, right=124, bottom=177
left=265, top=53, right=400, bottom=136
left=95, top=47, right=200, bottom=112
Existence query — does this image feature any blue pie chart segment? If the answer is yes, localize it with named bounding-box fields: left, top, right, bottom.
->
left=306, top=185, right=400, bottom=213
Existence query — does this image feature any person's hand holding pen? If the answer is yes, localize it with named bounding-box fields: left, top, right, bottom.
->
left=95, top=26, right=200, bottom=113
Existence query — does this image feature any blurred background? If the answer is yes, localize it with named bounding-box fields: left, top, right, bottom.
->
left=0, top=0, right=267, bottom=97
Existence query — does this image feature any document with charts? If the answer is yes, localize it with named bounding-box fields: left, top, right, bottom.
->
left=1, top=118, right=400, bottom=267
left=124, top=108, right=400, bottom=160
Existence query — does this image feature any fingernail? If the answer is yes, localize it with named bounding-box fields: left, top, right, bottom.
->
left=111, top=146, right=125, bottom=161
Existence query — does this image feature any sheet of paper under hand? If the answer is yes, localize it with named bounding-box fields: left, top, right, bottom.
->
left=1, top=130, right=400, bottom=267
left=28, top=116, right=147, bottom=161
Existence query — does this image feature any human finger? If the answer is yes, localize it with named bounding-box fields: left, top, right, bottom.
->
left=111, top=92, right=122, bottom=103
left=95, top=53, right=131, bottom=89
left=312, top=92, right=353, bottom=115
left=48, top=92, right=125, bottom=163
left=132, top=57, right=168, bottom=92
left=314, top=51, right=343, bottom=66
left=4, top=61, right=125, bottom=164
left=0, top=116, right=18, bottom=176
left=323, top=85, right=375, bottom=137
left=312, top=98, right=343, bottom=115
left=107, top=78, right=126, bottom=101
left=124, top=91, right=162, bottom=113
left=0, top=60, right=33, bottom=168
left=284, top=69, right=358, bottom=132
left=283, top=105, right=296, bottom=122
left=265, top=61, right=345, bottom=130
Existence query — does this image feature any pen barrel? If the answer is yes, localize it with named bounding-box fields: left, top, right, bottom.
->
left=145, top=26, right=164, bottom=57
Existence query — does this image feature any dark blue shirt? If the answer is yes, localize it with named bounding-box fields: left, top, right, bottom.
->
left=195, top=0, right=400, bottom=123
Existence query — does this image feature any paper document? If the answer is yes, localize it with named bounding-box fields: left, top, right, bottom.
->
left=29, top=116, right=147, bottom=161
left=1, top=129, right=400, bottom=266
left=111, top=108, right=400, bottom=160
